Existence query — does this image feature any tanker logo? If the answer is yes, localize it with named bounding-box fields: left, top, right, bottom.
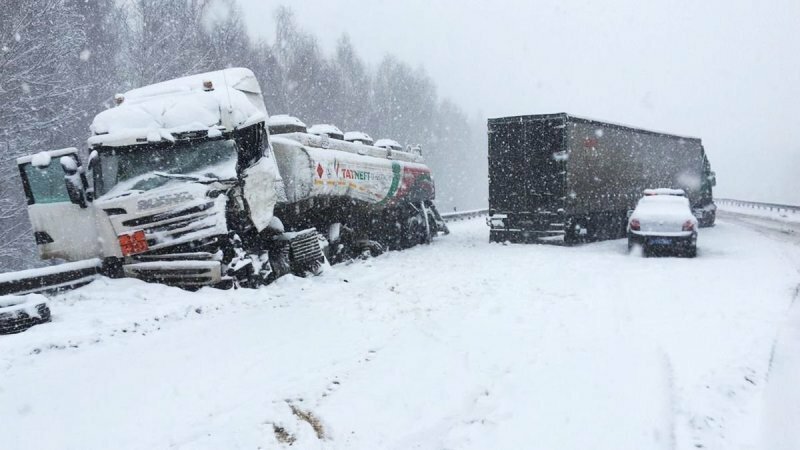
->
left=316, top=163, right=324, bottom=178
left=334, top=161, right=374, bottom=181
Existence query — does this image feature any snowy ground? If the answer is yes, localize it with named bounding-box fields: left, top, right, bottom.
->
left=2, top=215, right=799, bottom=450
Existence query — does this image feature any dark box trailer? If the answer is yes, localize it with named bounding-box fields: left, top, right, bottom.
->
left=487, top=113, right=716, bottom=244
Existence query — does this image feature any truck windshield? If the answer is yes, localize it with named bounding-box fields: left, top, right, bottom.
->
left=95, top=139, right=238, bottom=197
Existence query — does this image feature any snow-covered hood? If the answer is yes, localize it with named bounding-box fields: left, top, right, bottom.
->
left=90, top=68, right=267, bottom=148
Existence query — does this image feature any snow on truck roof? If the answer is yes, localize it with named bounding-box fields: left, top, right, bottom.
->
left=488, top=113, right=702, bottom=142
left=89, top=68, right=267, bottom=147
left=344, top=131, right=373, bottom=144
left=374, top=139, right=403, bottom=151
left=268, top=114, right=307, bottom=128
left=308, top=124, right=344, bottom=139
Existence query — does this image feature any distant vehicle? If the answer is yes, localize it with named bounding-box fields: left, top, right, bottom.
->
left=627, top=193, right=698, bottom=257
left=268, top=114, right=307, bottom=135
left=344, top=131, right=374, bottom=146
left=487, top=113, right=717, bottom=244
left=308, top=124, right=344, bottom=141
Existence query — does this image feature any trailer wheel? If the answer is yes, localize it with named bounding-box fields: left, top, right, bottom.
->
left=0, top=295, right=52, bottom=335
left=564, top=218, right=579, bottom=245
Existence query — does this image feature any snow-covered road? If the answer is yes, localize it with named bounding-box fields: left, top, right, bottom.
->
left=2, top=216, right=798, bottom=450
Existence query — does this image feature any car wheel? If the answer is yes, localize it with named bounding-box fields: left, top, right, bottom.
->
left=0, top=295, right=52, bottom=335
left=686, top=245, right=697, bottom=258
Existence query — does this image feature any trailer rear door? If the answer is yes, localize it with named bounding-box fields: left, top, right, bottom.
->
left=488, top=116, right=566, bottom=215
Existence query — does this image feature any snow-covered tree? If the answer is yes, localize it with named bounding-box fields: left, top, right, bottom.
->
left=0, top=0, right=86, bottom=269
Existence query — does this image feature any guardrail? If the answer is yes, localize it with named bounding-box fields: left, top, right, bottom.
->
left=441, top=208, right=489, bottom=222
left=716, top=198, right=800, bottom=214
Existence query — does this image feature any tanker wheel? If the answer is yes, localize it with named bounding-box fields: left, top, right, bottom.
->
left=403, top=214, right=429, bottom=248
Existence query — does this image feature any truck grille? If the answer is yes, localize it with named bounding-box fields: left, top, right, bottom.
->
left=118, top=201, right=228, bottom=251
left=289, top=230, right=325, bottom=272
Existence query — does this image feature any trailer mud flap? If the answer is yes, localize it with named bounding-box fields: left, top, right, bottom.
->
left=0, top=259, right=101, bottom=296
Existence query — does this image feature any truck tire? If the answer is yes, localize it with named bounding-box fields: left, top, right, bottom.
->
left=564, top=218, right=579, bottom=245
left=0, top=295, right=52, bottom=335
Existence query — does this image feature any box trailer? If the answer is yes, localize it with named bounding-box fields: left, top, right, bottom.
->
left=487, top=113, right=716, bottom=244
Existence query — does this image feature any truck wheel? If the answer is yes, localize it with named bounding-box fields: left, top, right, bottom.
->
left=564, top=218, right=579, bottom=245
left=0, top=295, right=52, bottom=335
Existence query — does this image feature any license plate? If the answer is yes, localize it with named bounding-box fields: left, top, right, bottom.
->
left=650, top=237, right=672, bottom=245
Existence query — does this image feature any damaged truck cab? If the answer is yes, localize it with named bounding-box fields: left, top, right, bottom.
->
left=17, top=68, right=322, bottom=288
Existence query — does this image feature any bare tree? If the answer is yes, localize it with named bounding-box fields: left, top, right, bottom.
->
left=0, top=0, right=86, bottom=269
left=123, top=0, right=211, bottom=87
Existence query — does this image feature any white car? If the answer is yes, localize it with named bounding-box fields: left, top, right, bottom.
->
left=627, top=193, right=698, bottom=257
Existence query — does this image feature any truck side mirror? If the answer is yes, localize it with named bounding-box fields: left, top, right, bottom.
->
left=61, top=156, right=87, bottom=208
left=85, top=150, right=99, bottom=202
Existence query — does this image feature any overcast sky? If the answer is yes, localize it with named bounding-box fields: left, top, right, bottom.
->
left=240, top=0, right=800, bottom=203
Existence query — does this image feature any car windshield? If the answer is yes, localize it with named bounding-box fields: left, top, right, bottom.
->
left=95, top=139, right=238, bottom=197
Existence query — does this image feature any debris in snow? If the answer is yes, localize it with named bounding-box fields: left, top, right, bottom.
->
left=272, top=424, right=296, bottom=444
left=289, top=403, right=325, bottom=439
left=79, top=49, right=91, bottom=61
left=0, top=294, right=47, bottom=319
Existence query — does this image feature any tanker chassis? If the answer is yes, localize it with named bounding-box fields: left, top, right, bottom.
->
left=11, top=68, right=446, bottom=291
left=487, top=113, right=716, bottom=244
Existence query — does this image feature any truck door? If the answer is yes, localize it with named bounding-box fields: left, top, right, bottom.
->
left=16, top=148, right=100, bottom=261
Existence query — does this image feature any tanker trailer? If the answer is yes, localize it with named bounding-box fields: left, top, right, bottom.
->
left=268, top=122, right=448, bottom=261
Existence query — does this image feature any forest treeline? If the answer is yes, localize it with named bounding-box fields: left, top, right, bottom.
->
left=0, top=0, right=487, bottom=270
